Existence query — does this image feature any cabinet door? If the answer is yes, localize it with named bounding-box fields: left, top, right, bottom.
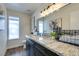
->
left=34, top=43, right=48, bottom=56
left=26, top=39, right=59, bottom=56
left=34, top=48, right=44, bottom=56
left=34, top=42, right=59, bottom=56
left=26, top=39, right=31, bottom=56
left=26, top=39, right=35, bottom=56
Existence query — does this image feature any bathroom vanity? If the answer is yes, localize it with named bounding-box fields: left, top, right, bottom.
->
left=25, top=35, right=79, bottom=56
left=26, top=38, right=60, bottom=56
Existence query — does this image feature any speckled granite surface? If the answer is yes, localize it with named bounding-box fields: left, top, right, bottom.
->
left=26, top=35, right=79, bottom=56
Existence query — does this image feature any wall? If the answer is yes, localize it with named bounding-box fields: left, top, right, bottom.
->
left=32, top=3, right=79, bottom=31
left=0, top=4, right=7, bottom=56
left=70, top=11, right=79, bottom=30
left=7, top=9, right=31, bottom=49
left=31, top=4, right=49, bottom=32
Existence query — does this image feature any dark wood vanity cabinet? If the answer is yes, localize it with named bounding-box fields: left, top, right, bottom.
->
left=26, top=39, right=59, bottom=56
left=26, top=39, right=35, bottom=56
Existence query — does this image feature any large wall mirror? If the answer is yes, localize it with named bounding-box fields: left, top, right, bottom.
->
left=37, top=18, right=44, bottom=36
left=37, top=17, right=52, bottom=36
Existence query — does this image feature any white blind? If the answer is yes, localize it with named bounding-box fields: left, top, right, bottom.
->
left=9, top=16, right=19, bottom=40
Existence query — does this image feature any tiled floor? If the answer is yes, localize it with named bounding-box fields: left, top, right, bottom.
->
left=5, top=46, right=28, bottom=56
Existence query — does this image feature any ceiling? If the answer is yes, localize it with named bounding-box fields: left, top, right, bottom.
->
left=4, top=3, right=45, bottom=15
left=4, top=3, right=68, bottom=15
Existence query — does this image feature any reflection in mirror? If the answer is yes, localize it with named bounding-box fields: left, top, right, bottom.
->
left=38, top=20, right=43, bottom=35
left=37, top=18, right=44, bottom=36
left=37, top=17, right=51, bottom=36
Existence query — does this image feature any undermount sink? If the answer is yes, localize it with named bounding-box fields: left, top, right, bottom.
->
left=39, top=37, right=43, bottom=40
left=37, top=37, right=48, bottom=45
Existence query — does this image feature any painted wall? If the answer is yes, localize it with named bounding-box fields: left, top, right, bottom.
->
left=0, top=4, right=7, bottom=56
left=7, top=9, right=31, bottom=49
left=31, top=4, right=49, bottom=31
left=70, top=11, right=79, bottom=30
left=32, top=3, right=79, bottom=31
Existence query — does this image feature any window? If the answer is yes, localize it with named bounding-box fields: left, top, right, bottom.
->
left=8, top=16, right=19, bottom=40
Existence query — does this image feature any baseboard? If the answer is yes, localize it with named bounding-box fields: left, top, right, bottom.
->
left=7, top=44, right=24, bottom=49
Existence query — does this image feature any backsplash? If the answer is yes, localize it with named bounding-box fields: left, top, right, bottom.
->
left=62, top=30, right=79, bottom=35
left=59, top=30, right=79, bottom=45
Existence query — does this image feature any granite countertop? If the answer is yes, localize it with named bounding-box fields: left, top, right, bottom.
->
left=25, top=35, right=79, bottom=56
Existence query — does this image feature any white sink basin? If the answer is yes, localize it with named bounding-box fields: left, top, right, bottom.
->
left=39, top=37, right=43, bottom=40
left=37, top=37, right=48, bottom=45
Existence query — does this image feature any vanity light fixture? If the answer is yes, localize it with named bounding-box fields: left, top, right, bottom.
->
left=40, top=3, right=68, bottom=17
